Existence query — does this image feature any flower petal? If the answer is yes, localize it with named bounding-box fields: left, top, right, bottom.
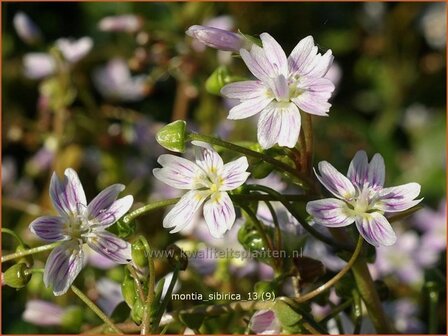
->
left=163, top=190, right=208, bottom=234
left=91, top=195, right=133, bottom=228
left=221, top=80, right=266, bottom=100
left=193, top=141, right=224, bottom=176
left=203, top=192, right=236, bottom=238
left=220, top=156, right=250, bottom=191
left=292, top=92, right=331, bottom=116
left=241, top=46, right=275, bottom=82
left=355, top=212, right=397, bottom=247
left=316, top=161, right=356, bottom=199
left=367, top=153, right=385, bottom=189
left=260, top=33, right=288, bottom=76
left=86, top=231, right=132, bottom=264
left=49, top=168, right=87, bottom=217
left=306, top=198, right=355, bottom=227
left=29, top=216, right=67, bottom=241
left=87, top=184, right=125, bottom=219
left=153, top=154, right=203, bottom=189
left=227, top=95, right=272, bottom=120
left=375, top=183, right=422, bottom=213
left=288, top=36, right=317, bottom=76
left=347, top=150, right=369, bottom=188
left=257, top=102, right=301, bottom=149
left=43, top=240, right=84, bottom=296
left=249, top=309, right=281, bottom=335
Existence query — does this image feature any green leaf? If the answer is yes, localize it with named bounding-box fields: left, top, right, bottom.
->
left=273, top=301, right=302, bottom=327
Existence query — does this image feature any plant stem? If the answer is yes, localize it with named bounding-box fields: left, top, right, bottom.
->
left=263, top=201, right=282, bottom=252
left=187, top=133, right=315, bottom=190
left=140, top=237, right=156, bottom=335
left=2, top=242, right=60, bottom=263
left=243, top=184, right=352, bottom=251
left=301, top=113, right=313, bottom=174
left=122, top=199, right=180, bottom=224
left=127, top=265, right=145, bottom=303
left=71, top=285, right=122, bottom=334
left=1, top=228, right=25, bottom=246
left=318, top=299, right=353, bottom=324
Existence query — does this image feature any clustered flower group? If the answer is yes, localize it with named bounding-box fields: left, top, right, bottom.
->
left=26, top=22, right=422, bottom=298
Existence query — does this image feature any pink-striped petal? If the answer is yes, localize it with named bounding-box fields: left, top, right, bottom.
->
left=91, top=195, right=133, bottom=228
left=86, top=231, right=131, bottom=264
left=355, top=212, right=397, bottom=247
left=227, top=95, right=272, bottom=120
left=163, top=190, right=209, bottom=234
left=260, top=33, right=288, bottom=76
left=347, top=150, right=369, bottom=188
left=203, top=192, right=236, bottom=238
left=306, top=198, right=355, bottom=227
left=221, top=156, right=250, bottom=191
left=49, top=168, right=87, bottom=217
left=249, top=309, right=281, bottom=335
left=367, top=153, right=385, bottom=189
left=87, top=184, right=125, bottom=219
left=153, top=154, right=203, bottom=189
left=292, top=91, right=332, bottom=116
left=29, top=216, right=67, bottom=241
left=221, top=80, right=266, bottom=100
left=316, top=161, right=356, bottom=199
left=193, top=141, right=224, bottom=176
left=375, top=183, right=422, bottom=213
left=257, top=102, right=301, bottom=149
left=288, top=36, right=318, bottom=77
left=43, top=240, right=84, bottom=296
left=241, top=46, right=275, bottom=82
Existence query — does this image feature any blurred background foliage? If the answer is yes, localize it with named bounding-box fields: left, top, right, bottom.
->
left=2, top=2, right=446, bottom=334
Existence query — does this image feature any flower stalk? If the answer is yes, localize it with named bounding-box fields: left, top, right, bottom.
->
left=1, top=242, right=60, bottom=263
left=71, top=285, right=122, bottom=334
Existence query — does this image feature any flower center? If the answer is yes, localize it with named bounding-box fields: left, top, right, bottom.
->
left=65, top=213, right=90, bottom=240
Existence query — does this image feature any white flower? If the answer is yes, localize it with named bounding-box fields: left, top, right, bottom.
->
left=153, top=142, right=250, bottom=238
left=56, top=37, right=93, bottom=63
left=221, top=33, right=335, bottom=149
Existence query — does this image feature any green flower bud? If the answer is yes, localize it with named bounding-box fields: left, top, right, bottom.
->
left=156, top=120, right=187, bottom=153
left=205, top=66, right=230, bottom=95
left=166, top=244, right=188, bottom=271
left=131, top=297, right=144, bottom=325
left=16, top=244, right=34, bottom=267
left=131, top=241, right=147, bottom=268
left=3, top=262, right=31, bottom=289
left=121, top=268, right=137, bottom=308
left=61, top=306, right=83, bottom=332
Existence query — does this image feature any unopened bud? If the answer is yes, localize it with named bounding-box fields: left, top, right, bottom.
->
left=186, top=25, right=246, bottom=52
left=121, top=268, right=137, bottom=308
left=131, top=297, right=144, bottom=325
left=156, top=120, right=187, bottom=153
left=131, top=240, right=147, bottom=268
left=3, top=262, right=31, bottom=289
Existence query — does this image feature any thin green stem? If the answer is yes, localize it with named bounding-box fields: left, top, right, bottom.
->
left=187, top=133, right=315, bottom=190
left=318, top=299, right=353, bottom=324
left=71, top=285, right=122, bottom=334
left=140, top=237, right=156, bottom=335
left=2, top=242, right=60, bottom=263
left=243, top=184, right=353, bottom=251
left=427, top=282, right=440, bottom=334
left=24, top=268, right=44, bottom=276
left=302, top=112, right=314, bottom=175
left=2, top=228, right=25, bottom=246
left=127, top=265, right=145, bottom=303
left=352, top=289, right=363, bottom=334
left=263, top=200, right=282, bottom=252
left=123, top=198, right=180, bottom=224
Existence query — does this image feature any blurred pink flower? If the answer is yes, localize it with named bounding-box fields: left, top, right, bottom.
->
left=13, top=12, right=42, bottom=45
left=23, top=300, right=66, bottom=326
left=98, top=15, right=142, bottom=33
left=56, top=37, right=93, bottom=63
left=93, top=58, right=147, bottom=102
left=23, top=53, right=56, bottom=79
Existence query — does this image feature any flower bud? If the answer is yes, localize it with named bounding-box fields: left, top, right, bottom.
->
left=166, top=244, right=188, bottom=271
left=186, top=25, right=245, bottom=52
left=3, top=262, right=31, bottom=289
left=249, top=309, right=281, bottom=334
left=205, top=66, right=230, bottom=95
left=131, top=240, right=147, bottom=268
left=130, top=297, right=144, bottom=325
left=156, top=120, right=187, bottom=153
left=121, top=268, right=137, bottom=308
left=16, top=244, right=34, bottom=267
